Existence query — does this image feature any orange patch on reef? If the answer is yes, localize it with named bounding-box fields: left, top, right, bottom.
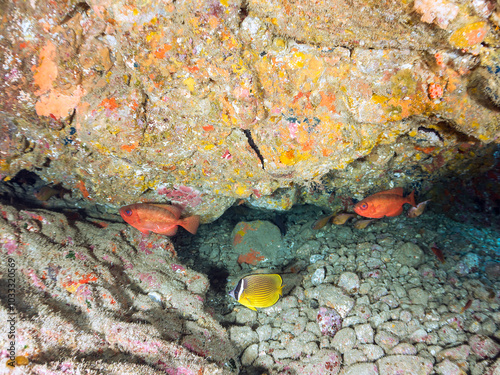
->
left=121, top=142, right=139, bottom=152
left=415, top=146, right=436, bottom=154
left=76, top=180, right=91, bottom=200
left=154, top=44, right=172, bottom=59
left=202, top=125, right=214, bottom=131
left=35, top=86, right=86, bottom=119
left=78, top=273, right=98, bottom=284
left=280, top=149, right=296, bottom=165
left=319, top=91, right=336, bottom=112
left=33, top=40, right=58, bottom=95
left=322, top=148, right=333, bottom=157
left=449, top=22, right=489, bottom=48
left=233, top=233, right=243, bottom=246
left=100, top=97, right=119, bottom=111
left=64, top=273, right=98, bottom=293
left=237, top=249, right=265, bottom=265
left=128, top=100, right=139, bottom=111
left=301, top=139, right=315, bottom=152
left=233, top=223, right=259, bottom=245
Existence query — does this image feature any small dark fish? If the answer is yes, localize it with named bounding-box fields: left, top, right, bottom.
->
left=34, top=186, right=59, bottom=201
left=331, top=213, right=356, bottom=225
left=34, top=185, right=70, bottom=201
left=354, top=219, right=374, bottom=229
left=312, top=214, right=334, bottom=230
left=460, top=299, right=472, bottom=313
left=431, top=245, right=445, bottom=263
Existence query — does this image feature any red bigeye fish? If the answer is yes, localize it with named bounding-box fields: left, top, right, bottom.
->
left=354, top=187, right=416, bottom=219
left=407, top=200, right=431, bottom=218
left=120, top=203, right=200, bottom=236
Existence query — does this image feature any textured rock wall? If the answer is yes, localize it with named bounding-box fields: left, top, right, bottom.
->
left=1, top=0, right=500, bottom=221
left=0, top=202, right=237, bottom=373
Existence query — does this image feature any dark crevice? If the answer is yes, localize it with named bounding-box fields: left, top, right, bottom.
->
left=417, top=126, right=444, bottom=142
left=139, top=91, right=150, bottom=144
left=242, top=129, right=265, bottom=169
left=239, top=0, right=249, bottom=26
left=59, top=2, right=90, bottom=25
left=66, top=108, right=76, bottom=127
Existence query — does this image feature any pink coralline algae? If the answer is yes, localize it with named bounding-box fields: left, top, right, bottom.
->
left=2, top=239, right=18, bottom=255
left=316, top=307, right=342, bottom=337
left=469, top=334, right=500, bottom=358
left=137, top=272, right=161, bottom=289
left=157, top=185, right=203, bottom=208
left=24, top=268, right=46, bottom=290
left=164, top=366, right=194, bottom=375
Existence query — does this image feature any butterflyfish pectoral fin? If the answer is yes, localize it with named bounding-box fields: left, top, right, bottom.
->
left=239, top=296, right=257, bottom=311
left=279, top=284, right=285, bottom=296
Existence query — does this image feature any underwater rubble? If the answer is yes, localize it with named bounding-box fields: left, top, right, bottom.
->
left=2, top=193, right=499, bottom=374
left=173, top=200, right=500, bottom=374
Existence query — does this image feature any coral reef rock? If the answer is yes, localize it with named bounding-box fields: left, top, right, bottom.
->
left=1, top=0, right=500, bottom=221
left=0, top=202, right=237, bottom=373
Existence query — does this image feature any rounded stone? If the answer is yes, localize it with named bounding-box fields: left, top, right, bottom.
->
left=340, top=362, right=379, bottom=375
left=355, top=323, right=374, bottom=344
left=332, top=327, right=356, bottom=353
left=338, top=272, right=360, bottom=294
left=241, top=343, right=258, bottom=366
left=231, top=220, right=283, bottom=267
left=229, top=326, right=259, bottom=349
left=377, top=355, right=433, bottom=375
left=393, top=243, right=425, bottom=268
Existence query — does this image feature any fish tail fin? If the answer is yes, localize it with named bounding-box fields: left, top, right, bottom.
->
left=179, top=215, right=200, bottom=234
left=408, top=190, right=416, bottom=207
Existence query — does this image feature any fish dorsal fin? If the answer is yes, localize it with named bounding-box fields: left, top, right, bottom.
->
left=149, top=204, right=183, bottom=219
left=372, top=187, right=404, bottom=196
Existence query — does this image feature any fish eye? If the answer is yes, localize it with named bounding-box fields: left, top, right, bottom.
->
left=359, top=203, right=368, bottom=210
left=124, top=209, right=133, bottom=216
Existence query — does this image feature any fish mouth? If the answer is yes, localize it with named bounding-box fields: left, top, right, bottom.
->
left=228, top=290, right=235, bottom=299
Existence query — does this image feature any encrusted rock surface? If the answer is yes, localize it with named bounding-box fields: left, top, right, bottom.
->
left=0, top=202, right=237, bottom=373
left=1, top=0, right=500, bottom=221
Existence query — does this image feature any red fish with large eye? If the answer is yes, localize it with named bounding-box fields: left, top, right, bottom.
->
left=354, top=187, right=416, bottom=219
left=120, top=203, right=200, bottom=236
